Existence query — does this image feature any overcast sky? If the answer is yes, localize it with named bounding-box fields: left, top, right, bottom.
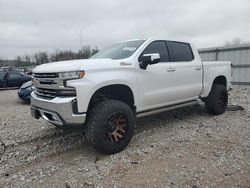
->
left=1, top=0, right=250, bottom=59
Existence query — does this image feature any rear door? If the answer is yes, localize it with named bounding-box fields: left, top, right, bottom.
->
left=167, top=41, right=203, bottom=102
left=6, top=72, right=22, bottom=87
left=136, top=41, right=178, bottom=112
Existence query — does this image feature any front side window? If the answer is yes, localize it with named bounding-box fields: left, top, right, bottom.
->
left=168, top=41, right=194, bottom=62
left=91, top=40, right=145, bottom=60
left=0, top=72, right=6, bottom=80
left=139, top=41, right=170, bottom=62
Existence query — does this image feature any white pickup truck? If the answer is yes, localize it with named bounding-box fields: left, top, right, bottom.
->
left=31, top=38, right=231, bottom=154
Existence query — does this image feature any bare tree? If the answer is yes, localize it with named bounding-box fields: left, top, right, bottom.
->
left=224, top=38, right=242, bottom=47
left=77, top=45, right=91, bottom=59
left=91, top=46, right=99, bottom=56
left=50, top=50, right=75, bottom=62
left=24, top=55, right=31, bottom=66
left=1, top=45, right=99, bottom=68
left=34, top=52, right=49, bottom=65
left=15, top=56, right=23, bottom=67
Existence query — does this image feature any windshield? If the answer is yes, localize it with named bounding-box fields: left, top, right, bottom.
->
left=90, top=40, right=145, bottom=60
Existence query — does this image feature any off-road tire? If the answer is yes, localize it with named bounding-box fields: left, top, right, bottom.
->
left=205, top=84, right=228, bottom=115
left=85, top=99, right=135, bottom=154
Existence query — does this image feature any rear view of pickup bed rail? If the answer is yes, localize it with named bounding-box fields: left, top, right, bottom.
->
left=31, top=37, right=231, bottom=154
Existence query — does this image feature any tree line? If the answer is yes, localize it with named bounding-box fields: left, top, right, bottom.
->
left=0, top=45, right=99, bottom=68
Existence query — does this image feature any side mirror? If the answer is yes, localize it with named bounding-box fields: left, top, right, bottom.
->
left=139, top=53, right=160, bottom=70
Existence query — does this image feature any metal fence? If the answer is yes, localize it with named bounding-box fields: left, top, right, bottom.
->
left=199, top=44, right=250, bottom=88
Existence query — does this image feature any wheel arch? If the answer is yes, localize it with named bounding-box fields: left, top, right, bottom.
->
left=200, top=75, right=228, bottom=98
left=87, top=83, right=136, bottom=114
left=212, top=75, right=227, bottom=87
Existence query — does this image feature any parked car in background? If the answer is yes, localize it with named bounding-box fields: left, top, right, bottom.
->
left=18, top=81, right=33, bottom=103
left=0, top=71, right=31, bottom=88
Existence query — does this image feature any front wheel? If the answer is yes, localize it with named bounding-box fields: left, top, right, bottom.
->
left=205, top=84, right=228, bottom=115
left=85, top=99, right=135, bottom=154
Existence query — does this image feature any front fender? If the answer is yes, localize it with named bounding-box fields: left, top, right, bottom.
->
left=67, top=68, right=138, bottom=113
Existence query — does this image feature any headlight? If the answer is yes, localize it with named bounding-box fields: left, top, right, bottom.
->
left=58, top=71, right=85, bottom=79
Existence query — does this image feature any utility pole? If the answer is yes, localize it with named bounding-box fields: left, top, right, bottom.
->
left=80, top=30, right=82, bottom=48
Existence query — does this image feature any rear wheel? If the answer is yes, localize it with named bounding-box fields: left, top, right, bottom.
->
left=85, top=99, right=135, bottom=154
left=205, top=84, right=228, bottom=115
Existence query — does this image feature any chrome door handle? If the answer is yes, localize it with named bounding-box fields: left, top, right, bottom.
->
left=167, top=68, right=176, bottom=72
left=195, top=66, right=201, bottom=70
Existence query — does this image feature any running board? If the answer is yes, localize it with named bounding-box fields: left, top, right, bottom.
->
left=136, top=100, right=199, bottom=118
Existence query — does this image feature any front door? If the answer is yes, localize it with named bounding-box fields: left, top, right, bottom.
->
left=6, top=72, right=22, bottom=87
left=136, top=41, right=178, bottom=112
left=0, top=72, right=7, bottom=87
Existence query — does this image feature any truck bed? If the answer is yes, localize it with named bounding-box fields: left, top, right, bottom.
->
left=201, top=61, right=231, bottom=97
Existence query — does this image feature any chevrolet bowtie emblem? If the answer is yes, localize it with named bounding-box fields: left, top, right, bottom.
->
left=32, top=79, right=40, bottom=85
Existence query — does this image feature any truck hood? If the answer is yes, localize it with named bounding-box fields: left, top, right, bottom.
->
left=33, top=59, right=129, bottom=73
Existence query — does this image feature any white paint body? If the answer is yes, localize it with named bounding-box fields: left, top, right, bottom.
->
left=33, top=38, right=232, bottom=114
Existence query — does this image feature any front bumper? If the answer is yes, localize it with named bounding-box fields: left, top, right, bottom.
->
left=30, top=92, right=86, bottom=126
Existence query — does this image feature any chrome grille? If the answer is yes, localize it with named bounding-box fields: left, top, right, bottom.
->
left=33, top=72, right=76, bottom=100
left=33, top=73, right=58, bottom=78
left=35, top=88, right=57, bottom=99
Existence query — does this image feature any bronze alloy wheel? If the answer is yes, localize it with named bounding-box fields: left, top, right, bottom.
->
left=105, top=112, right=128, bottom=143
left=85, top=99, right=135, bottom=154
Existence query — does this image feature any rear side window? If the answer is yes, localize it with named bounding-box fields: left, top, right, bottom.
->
left=168, top=41, right=194, bottom=62
left=8, top=73, right=21, bottom=79
left=139, top=41, right=170, bottom=62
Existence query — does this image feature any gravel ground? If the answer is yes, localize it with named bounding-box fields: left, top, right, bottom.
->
left=0, top=89, right=249, bottom=188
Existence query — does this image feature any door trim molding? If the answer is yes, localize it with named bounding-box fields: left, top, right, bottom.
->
left=136, top=100, right=199, bottom=118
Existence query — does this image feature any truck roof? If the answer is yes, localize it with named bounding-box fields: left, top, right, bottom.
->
left=120, top=37, right=191, bottom=44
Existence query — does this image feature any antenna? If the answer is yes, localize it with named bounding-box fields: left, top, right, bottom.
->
left=80, top=30, right=82, bottom=48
